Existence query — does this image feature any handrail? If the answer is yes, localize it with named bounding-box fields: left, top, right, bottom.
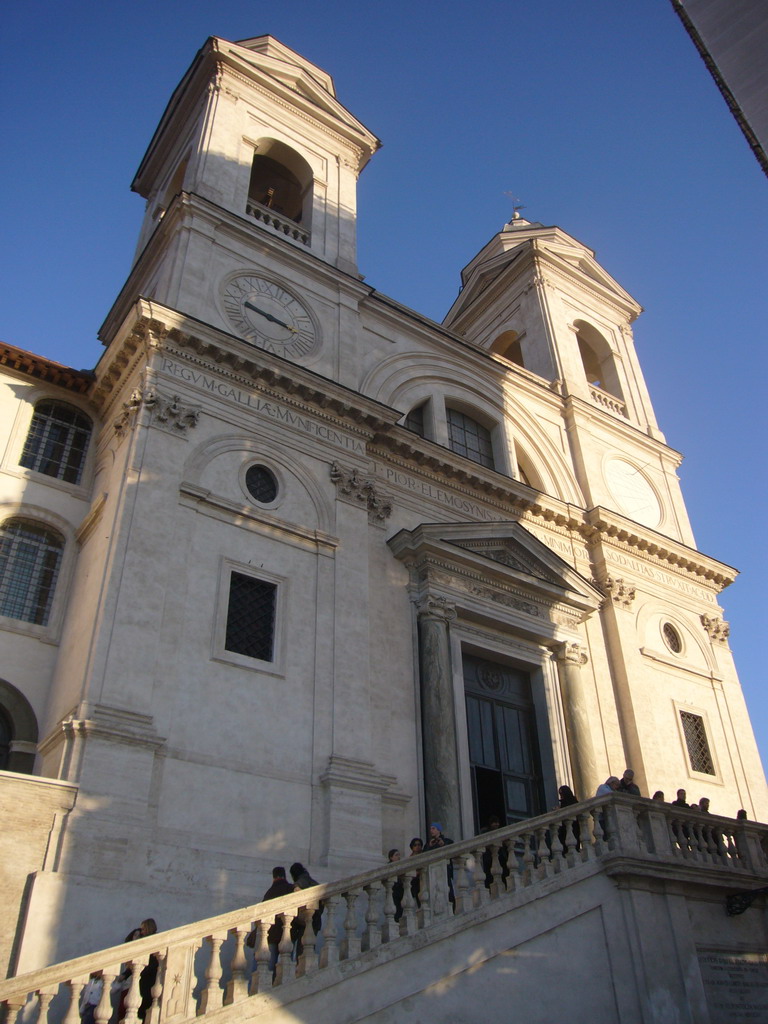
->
left=2, top=796, right=765, bottom=1023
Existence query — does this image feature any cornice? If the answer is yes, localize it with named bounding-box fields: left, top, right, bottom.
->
left=582, top=507, right=736, bottom=589
left=0, top=343, right=94, bottom=395
left=96, top=302, right=398, bottom=439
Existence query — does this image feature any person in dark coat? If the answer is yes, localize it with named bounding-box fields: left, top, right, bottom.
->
left=259, top=866, right=294, bottom=977
left=289, top=862, right=321, bottom=956
left=557, top=785, right=580, bottom=851
left=426, top=823, right=455, bottom=906
left=618, top=769, right=641, bottom=796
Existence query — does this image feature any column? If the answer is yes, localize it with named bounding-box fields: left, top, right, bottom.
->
left=417, top=596, right=461, bottom=838
left=556, top=642, right=599, bottom=800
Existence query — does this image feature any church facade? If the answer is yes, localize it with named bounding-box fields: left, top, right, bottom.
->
left=1, top=35, right=765, bottom=974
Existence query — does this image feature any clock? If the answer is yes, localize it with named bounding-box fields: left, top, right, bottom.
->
left=221, top=274, right=319, bottom=358
left=604, top=457, right=661, bottom=528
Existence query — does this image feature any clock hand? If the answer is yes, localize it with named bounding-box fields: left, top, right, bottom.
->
left=244, top=300, right=298, bottom=333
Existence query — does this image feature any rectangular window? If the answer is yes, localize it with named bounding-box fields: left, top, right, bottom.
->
left=224, top=572, right=276, bottom=662
left=679, top=711, right=715, bottom=775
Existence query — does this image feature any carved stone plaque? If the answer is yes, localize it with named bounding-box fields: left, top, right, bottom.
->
left=698, top=950, right=768, bottom=1023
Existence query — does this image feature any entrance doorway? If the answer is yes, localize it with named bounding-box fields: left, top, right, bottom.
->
left=463, top=654, right=544, bottom=831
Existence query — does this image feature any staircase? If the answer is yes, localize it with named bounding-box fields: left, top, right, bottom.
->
left=2, top=796, right=766, bottom=1024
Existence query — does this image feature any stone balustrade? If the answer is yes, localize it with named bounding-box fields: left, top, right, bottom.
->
left=589, top=385, right=627, bottom=417
left=2, top=796, right=765, bottom=1024
left=245, top=200, right=310, bottom=245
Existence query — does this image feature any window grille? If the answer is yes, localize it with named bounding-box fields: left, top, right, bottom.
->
left=0, top=518, right=64, bottom=625
left=224, top=572, right=276, bottom=662
left=20, top=401, right=92, bottom=484
left=446, top=408, right=494, bottom=469
left=245, top=465, right=278, bottom=504
left=663, top=622, right=682, bottom=653
left=679, top=711, right=715, bottom=775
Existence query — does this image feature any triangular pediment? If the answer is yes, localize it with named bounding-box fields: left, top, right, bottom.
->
left=388, top=520, right=602, bottom=624
left=443, top=222, right=640, bottom=330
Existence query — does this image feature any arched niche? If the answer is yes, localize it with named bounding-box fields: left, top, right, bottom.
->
left=248, top=138, right=314, bottom=226
left=574, top=320, right=624, bottom=401
left=491, top=330, right=524, bottom=368
left=0, top=679, right=38, bottom=773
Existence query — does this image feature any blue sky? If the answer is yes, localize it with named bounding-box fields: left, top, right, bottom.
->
left=2, top=1, right=766, bottom=789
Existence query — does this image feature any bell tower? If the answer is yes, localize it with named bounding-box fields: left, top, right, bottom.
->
left=443, top=217, right=696, bottom=547
left=102, top=36, right=379, bottom=344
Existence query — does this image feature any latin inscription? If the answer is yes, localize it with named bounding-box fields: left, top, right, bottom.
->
left=699, top=951, right=768, bottom=1022
left=382, top=467, right=498, bottom=521
left=160, top=357, right=364, bottom=454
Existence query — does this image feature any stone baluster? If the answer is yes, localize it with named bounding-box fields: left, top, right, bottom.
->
left=400, top=870, right=419, bottom=936
left=470, top=844, right=490, bottom=906
left=577, top=810, right=594, bottom=860
left=451, top=855, right=469, bottom=915
left=62, top=978, right=86, bottom=1024
left=122, top=958, right=146, bottom=1024
left=36, top=988, right=55, bottom=1024
left=521, top=829, right=535, bottom=884
left=277, top=914, right=295, bottom=985
left=95, top=969, right=119, bottom=1024
left=250, top=920, right=272, bottom=995
left=297, top=903, right=319, bottom=976
left=146, top=952, right=165, bottom=1024
left=562, top=816, right=578, bottom=864
left=380, top=878, right=397, bottom=943
left=224, top=928, right=249, bottom=1004
left=549, top=818, right=565, bottom=869
left=340, top=890, right=361, bottom=960
left=591, top=807, right=606, bottom=856
left=418, top=870, right=432, bottom=928
left=362, top=881, right=383, bottom=951
left=4, top=998, right=27, bottom=1024
left=198, top=935, right=224, bottom=1013
left=535, top=826, right=551, bottom=877
left=319, top=895, right=340, bottom=968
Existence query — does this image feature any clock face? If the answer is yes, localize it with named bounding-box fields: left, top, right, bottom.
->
left=221, top=275, right=319, bottom=358
left=604, top=457, right=661, bottom=528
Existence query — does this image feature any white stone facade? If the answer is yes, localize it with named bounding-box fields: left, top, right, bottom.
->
left=0, top=34, right=765, bottom=976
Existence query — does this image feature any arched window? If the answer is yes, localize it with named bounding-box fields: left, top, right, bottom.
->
left=404, top=402, right=427, bottom=437
left=0, top=518, right=64, bottom=626
left=0, top=706, right=11, bottom=771
left=574, top=321, right=624, bottom=401
left=491, top=330, right=524, bottom=368
left=19, top=400, right=92, bottom=484
left=446, top=408, right=495, bottom=469
left=0, top=680, right=39, bottom=773
left=247, top=140, right=313, bottom=227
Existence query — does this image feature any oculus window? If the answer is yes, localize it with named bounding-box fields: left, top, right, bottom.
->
left=0, top=518, right=64, bottom=626
left=225, top=572, right=277, bottom=662
left=20, top=400, right=92, bottom=485
left=446, top=408, right=495, bottom=469
left=245, top=465, right=278, bottom=504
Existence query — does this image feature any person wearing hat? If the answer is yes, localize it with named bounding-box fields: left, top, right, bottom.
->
left=425, top=822, right=453, bottom=849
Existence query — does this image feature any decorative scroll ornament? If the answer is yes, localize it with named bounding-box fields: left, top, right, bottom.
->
left=700, top=613, right=730, bottom=644
left=114, top=386, right=200, bottom=437
left=330, top=462, right=392, bottom=526
left=416, top=594, right=457, bottom=622
left=603, top=576, right=636, bottom=608
left=558, top=641, right=589, bottom=667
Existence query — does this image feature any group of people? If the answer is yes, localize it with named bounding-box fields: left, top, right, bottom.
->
left=79, top=919, right=158, bottom=1024
left=248, top=862, right=322, bottom=977
left=593, top=771, right=749, bottom=820
left=387, top=823, right=454, bottom=919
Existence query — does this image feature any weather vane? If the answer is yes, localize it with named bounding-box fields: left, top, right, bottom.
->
left=504, top=192, right=525, bottom=222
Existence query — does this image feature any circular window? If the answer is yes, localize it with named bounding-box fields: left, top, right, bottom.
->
left=245, top=465, right=278, bottom=504
left=662, top=622, right=682, bottom=654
